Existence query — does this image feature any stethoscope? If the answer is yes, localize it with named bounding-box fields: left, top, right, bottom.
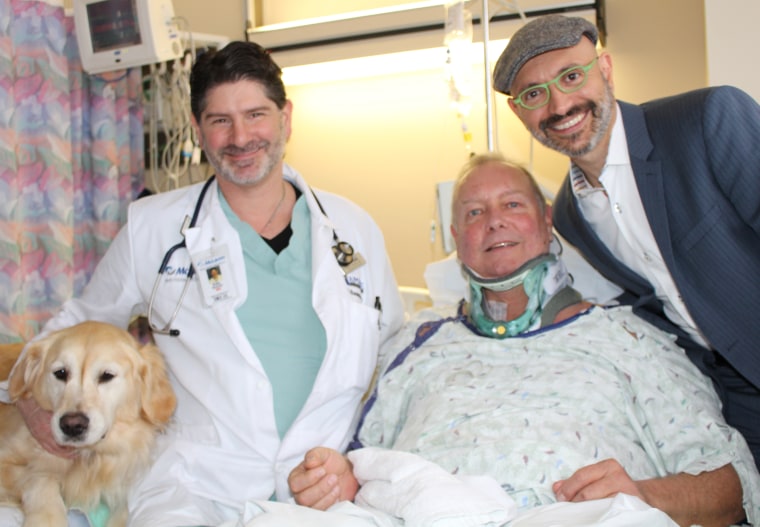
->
left=147, top=175, right=356, bottom=337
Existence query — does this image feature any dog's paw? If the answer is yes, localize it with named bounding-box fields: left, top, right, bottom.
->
left=21, top=481, right=68, bottom=527
left=22, top=509, right=68, bottom=527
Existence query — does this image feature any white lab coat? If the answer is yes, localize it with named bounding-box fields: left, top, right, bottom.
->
left=3, top=165, right=404, bottom=526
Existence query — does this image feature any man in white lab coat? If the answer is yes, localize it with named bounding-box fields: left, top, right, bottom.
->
left=0, top=41, right=404, bottom=526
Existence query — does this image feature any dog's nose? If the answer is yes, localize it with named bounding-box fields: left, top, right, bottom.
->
left=60, top=412, right=90, bottom=439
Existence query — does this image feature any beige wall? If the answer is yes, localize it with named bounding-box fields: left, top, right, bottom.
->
left=261, top=0, right=421, bottom=24
left=172, top=0, right=247, bottom=40
left=705, top=0, right=760, bottom=102
left=173, top=0, right=708, bottom=288
left=177, top=0, right=445, bottom=36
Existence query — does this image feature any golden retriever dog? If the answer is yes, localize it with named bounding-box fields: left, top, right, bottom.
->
left=0, top=321, right=176, bottom=527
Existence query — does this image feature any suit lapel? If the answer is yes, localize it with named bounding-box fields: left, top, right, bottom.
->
left=620, top=102, right=677, bottom=272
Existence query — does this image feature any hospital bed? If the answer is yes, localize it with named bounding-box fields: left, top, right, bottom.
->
left=397, top=286, right=433, bottom=319
left=1, top=240, right=736, bottom=526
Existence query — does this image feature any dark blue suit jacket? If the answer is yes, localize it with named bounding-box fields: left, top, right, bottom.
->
left=553, top=86, right=760, bottom=390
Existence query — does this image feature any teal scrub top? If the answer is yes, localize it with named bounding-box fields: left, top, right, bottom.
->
left=221, top=191, right=327, bottom=438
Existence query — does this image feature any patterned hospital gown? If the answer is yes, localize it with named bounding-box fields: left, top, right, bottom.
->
left=354, top=304, right=760, bottom=523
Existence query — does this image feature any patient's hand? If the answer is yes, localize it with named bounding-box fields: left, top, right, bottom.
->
left=17, top=396, right=77, bottom=459
left=554, top=459, right=745, bottom=527
left=552, top=458, right=642, bottom=503
left=288, top=446, right=359, bottom=510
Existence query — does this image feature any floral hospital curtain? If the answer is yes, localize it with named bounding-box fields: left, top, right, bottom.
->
left=0, top=0, right=144, bottom=342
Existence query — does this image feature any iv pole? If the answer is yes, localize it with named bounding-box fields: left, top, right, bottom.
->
left=480, top=0, right=528, bottom=153
left=481, top=0, right=496, bottom=152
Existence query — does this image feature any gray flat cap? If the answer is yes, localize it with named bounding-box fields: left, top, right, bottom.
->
left=493, top=15, right=598, bottom=95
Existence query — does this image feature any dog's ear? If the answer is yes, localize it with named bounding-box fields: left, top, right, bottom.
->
left=138, top=344, right=177, bottom=426
left=8, top=340, right=46, bottom=401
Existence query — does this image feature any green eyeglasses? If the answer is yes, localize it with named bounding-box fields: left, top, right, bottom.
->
left=511, top=57, right=599, bottom=110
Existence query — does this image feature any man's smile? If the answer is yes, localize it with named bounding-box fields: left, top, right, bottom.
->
left=486, top=240, right=518, bottom=252
left=550, top=111, right=586, bottom=132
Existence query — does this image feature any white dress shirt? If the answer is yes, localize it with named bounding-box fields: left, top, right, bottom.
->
left=570, top=104, right=708, bottom=348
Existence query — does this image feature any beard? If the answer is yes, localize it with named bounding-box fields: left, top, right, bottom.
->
left=205, top=119, right=287, bottom=187
left=533, top=81, right=615, bottom=158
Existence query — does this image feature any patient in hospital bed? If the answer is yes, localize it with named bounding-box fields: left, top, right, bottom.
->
left=288, top=154, right=760, bottom=527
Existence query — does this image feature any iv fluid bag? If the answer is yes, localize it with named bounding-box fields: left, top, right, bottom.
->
left=444, top=1, right=473, bottom=45
left=444, top=1, right=473, bottom=116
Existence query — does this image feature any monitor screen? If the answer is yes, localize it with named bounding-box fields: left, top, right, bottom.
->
left=75, top=0, right=183, bottom=73
left=87, top=0, right=142, bottom=53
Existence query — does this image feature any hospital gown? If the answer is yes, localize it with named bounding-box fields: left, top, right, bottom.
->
left=353, top=304, right=760, bottom=524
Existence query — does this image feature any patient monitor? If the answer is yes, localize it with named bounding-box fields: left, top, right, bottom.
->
left=74, top=0, right=183, bottom=74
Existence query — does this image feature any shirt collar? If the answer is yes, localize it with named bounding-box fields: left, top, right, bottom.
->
left=571, top=102, right=628, bottom=195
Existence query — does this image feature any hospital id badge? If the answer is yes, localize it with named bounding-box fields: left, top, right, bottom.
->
left=192, top=245, right=237, bottom=306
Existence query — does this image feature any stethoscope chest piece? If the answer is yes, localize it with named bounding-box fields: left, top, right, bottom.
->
left=333, top=241, right=355, bottom=267
left=334, top=242, right=366, bottom=275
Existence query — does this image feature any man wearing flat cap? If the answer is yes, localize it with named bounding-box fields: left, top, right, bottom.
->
left=494, top=13, right=760, bottom=476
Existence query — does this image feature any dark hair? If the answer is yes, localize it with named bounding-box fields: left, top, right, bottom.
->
left=190, top=41, right=287, bottom=120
